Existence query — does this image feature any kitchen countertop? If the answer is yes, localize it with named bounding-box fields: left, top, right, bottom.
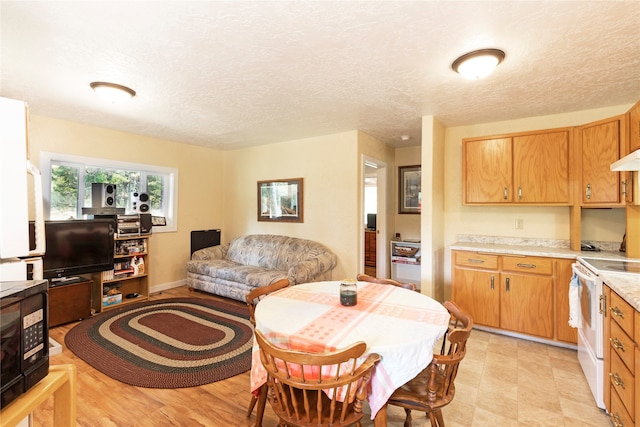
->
left=601, top=272, right=640, bottom=312
left=450, top=239, right=640, bottom=312
left=449, top=241, right=629, bottom=260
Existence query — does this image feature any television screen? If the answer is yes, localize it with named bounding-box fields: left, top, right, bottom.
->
left=366, top=213, right=377, bottom=230
left=42, top=219, right=115, bottom=281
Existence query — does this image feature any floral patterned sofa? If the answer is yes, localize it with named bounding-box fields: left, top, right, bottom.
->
left=186, top=234, right=338, bottom=301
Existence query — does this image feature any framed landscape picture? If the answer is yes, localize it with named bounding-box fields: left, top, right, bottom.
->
left=398, top=165, right=421, bottom=214
left=257, top=178, right=303, bottom=222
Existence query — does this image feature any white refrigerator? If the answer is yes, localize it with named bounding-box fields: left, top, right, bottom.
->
left=0, top=96, right=47, bottom=426
left=0, top=96, right=46, bottom=281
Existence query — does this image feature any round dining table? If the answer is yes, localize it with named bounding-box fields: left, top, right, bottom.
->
left=249, top=280, right=450, bottom=425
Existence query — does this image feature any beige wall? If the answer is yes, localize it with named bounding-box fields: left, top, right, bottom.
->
left=222, top=131, right=360, bottom=281
left=24, top=102, right=632, bottom=298
left=394, top=145, right=422, bottom=241
left=421, top=116, right=446, bottom=299
left=28, top=114, right=225, bottom=291
left=440, top=103, right=632, bottom=300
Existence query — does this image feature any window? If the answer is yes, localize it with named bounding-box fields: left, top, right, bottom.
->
left=40, top=152, right=178, bottom=232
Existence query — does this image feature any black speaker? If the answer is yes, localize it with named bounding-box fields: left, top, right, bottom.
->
left=140, top=213, right=152, bottom=234
left=92, top=183, right=116, bottom=208
left=131, top=192, right=150, bottom=213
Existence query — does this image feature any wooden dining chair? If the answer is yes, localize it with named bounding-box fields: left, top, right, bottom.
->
left=386, top=301, right=473, bottom=427
left=245, top=278, right=291, bottom=417
left=253, top=329, right=381, bottom=427
left=356, top=273, right=418, bottom=291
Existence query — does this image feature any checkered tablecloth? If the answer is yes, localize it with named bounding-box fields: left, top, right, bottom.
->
left=250, top=281, right=450, bottom=419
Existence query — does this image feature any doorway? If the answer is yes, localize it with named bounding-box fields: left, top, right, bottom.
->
left=362, top=155, right=388, bottom=278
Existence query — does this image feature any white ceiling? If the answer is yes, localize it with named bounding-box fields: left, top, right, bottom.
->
left=1, top=1, right=639, bottom=150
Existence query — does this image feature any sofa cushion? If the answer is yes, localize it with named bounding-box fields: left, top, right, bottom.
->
left=188, top=258, right=289, bottom=287
left=227, top=235, right=333, bottom=272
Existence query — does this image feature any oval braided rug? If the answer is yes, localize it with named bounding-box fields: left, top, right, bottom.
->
left=65, top=297, right=254, bottom=388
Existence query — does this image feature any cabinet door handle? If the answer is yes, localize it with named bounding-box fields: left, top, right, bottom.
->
left=600, top=294, right=607, bottom=316
left=586, top=183, right=591, bottom=199
left=609, top=372, right=625, bottom=389
left=609, top=306, right=625, bottom=319
left=610, top=337, right=626, bottom=352
left=505, top=277, right=510, bottom=292
left=518, top=187, right=522, bottom=200
left=621, top=180, right=627, bottom=197
left=503, top=187, right=508, bottom=200
left=610, top=413, right=624, bottom=427
left=490, top=275, right=494, bottom=290
left=467, top=258, right=485, bottom=264
left=516, top=263, right=536, bottom=269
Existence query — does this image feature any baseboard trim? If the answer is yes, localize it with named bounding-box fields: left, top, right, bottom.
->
left=150, top=279, right=186, bottom=295
left=473, top=324, right=578, bottom=350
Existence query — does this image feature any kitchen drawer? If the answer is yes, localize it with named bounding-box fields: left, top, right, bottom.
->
left=610, top=386, right=634, bottom=427
left=454, top=251, right=498, bottom=270
left=610, top=350, right=635, bottom=420
left=609, top=291, right=634, bottom=337
left=501, top=255, right=553, bottom=275
left=610, top=320, right=635, bottom=374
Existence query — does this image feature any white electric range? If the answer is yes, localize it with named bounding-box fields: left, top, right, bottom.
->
left=573, top=256, right=640, bottom=409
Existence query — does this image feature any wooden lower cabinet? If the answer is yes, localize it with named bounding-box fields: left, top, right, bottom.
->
left=451, top=267, right=500, bottom=327
left=499, top=272, right=553, bottom=338
left=452, top=250, right=574, bottom=343
left=604, top=285, right=638, bottom=426
left=554, top=259, right=578, bottom=344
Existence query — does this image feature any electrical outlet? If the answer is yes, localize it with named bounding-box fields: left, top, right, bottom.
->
left=515, top=219, right=523, bottom=229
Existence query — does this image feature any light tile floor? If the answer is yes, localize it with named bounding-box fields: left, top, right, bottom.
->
left=363, top=329, right=612, bottom=426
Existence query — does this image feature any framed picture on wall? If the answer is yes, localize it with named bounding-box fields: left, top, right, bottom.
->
left=398, top=165, right=421, bottom=214
left=257, top=178, right=304, bottom=222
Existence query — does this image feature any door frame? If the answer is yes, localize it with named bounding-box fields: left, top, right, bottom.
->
left=361, top=155, right=388, bottom=277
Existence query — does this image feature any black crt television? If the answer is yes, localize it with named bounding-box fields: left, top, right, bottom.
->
left=42, top=219, right=115, bottom=282
left=366, top=213, right=377, bottom=230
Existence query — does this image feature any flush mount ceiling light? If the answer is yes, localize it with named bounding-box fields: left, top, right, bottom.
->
left=452, top=49, right=505, bottom=80
left=90, top=82, right=136, bottom=103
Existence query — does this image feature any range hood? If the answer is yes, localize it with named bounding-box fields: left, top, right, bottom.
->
left=611, top=149, right=640, bottom=171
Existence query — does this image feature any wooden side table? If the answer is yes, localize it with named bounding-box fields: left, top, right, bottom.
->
left=0, top=364, right=76, bottom=427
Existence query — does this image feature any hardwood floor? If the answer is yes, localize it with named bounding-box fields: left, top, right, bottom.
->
left=33, top=286, right=279, bottom=427
left=31, top=285, right=611, bottom=427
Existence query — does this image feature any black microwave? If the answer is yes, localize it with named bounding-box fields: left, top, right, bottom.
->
left=0, top=279, right=49, bottom=408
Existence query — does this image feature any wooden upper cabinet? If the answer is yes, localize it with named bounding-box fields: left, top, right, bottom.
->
left=513, top=130, right=570, bottom=204
left=463, top=137, right=512, bottom=204
left=463, top=129, right=571, bottom=205
left=578, top=115, right=625, bottom=206
left=628, top=99, right=640, bottom=153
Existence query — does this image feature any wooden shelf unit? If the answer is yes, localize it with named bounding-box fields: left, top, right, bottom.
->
left=91, top=235, right=150, bottom=313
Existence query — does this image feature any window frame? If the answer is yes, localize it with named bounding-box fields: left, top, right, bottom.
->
left=40, top=152, right=178, bottom=232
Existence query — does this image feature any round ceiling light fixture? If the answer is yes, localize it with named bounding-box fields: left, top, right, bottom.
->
left=90, top=81, right=136, bottom=103
left=452, top=49, right=505, bottom=80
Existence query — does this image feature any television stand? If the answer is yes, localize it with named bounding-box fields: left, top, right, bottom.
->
left=50, top=276, right=83, bottom=287
left=48, top=277, right=93, bottom=327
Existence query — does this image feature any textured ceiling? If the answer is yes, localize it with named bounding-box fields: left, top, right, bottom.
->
left=1, top=1, right=639, bottom=150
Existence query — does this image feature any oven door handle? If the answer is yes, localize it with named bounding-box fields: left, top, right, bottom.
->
left=571, top=263, right=596, bottom=283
